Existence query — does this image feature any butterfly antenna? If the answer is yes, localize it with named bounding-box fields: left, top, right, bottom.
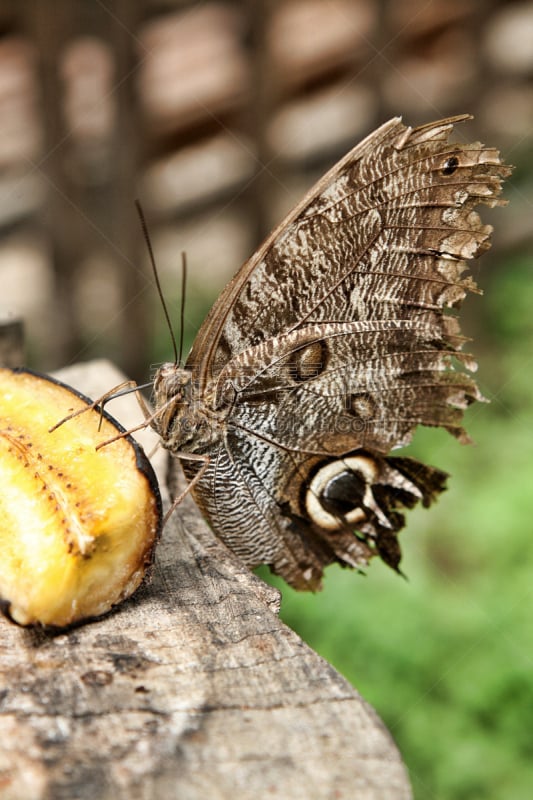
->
left=135, top=199, right=179, bottom=365
left=178, top=252, right=187, bottom=366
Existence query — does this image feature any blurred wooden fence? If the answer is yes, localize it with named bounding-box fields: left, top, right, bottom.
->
left=0, top=0, right=527, bottom=377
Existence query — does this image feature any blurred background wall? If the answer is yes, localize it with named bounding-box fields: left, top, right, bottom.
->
left=0, top=2, right=531, bottom=799
left=0, top=0, right=529, bottom=375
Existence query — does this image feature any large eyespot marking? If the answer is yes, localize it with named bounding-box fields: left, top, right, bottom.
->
left=306, top=455, right=379, bottom=531
left=320, top=469, right=366, bottom=517
left=304, top=454, right=427, bottom=535
left=288, top=340, right=328, bottom=382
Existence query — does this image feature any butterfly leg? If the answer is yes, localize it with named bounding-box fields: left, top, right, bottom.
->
left=163, top=452, right=210, bottom=526
left=49, top=379, right=149, bottom=432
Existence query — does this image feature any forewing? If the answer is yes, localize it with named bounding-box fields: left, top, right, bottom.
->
left=188, top=115, right=510, bottom=392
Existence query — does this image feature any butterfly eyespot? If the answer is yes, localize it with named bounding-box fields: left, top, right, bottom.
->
left=305, top=455, right=379, bottom=531
left=289, top=340, right=328, bottom=383
left=442, top=155, right=459, bottom=175
left=321, top=470, right=366, bottom=516
left=345, top=392, right=377, bottom=420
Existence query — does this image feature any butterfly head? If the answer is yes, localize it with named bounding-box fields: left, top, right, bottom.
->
left=151, top=362, right=195, bottom=446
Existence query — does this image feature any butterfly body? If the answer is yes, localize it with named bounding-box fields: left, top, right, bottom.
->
left=153, top=364, right=226, bottom=452
left=151, top=116, right=510, bottom=590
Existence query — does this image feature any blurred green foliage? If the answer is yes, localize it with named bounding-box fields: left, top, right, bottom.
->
left=256, top=248, right=533, bottom=800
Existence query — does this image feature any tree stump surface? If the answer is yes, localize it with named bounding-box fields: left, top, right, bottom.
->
left=0, top=357, right=412, bottom=800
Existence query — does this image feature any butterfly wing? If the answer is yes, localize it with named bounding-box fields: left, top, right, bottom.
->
left=181, top=116, right=510, bottom=589
left=189, top=115, right=508, bottom=381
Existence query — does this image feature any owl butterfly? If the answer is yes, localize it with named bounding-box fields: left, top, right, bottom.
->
left=151, top=115, right=510, bottom=591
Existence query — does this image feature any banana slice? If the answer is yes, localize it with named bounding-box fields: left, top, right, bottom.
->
left=0, top=367, right=161, bottom=628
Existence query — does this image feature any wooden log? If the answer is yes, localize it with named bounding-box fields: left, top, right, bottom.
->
left=0, top=359, right=412, bottom=800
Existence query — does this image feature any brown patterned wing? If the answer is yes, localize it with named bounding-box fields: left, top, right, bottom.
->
left=190, top=316, right=478, bottom=590
left=179, top=116, right=510, bottom=589
left=188, top=115, right=510, bottom=385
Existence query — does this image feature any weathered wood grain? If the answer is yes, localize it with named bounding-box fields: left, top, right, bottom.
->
left=0, top=358, right=412, bottom=799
